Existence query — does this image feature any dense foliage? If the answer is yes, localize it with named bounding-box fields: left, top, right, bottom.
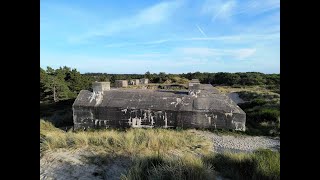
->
left=238, top=92, right=280, bottom=136
left=40, top=66, right=92, bottom=102
left=40, top=66, right=279, bottom=102
left=86, top=71, right=279, bottom=87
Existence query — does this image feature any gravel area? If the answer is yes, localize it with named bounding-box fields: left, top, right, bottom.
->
left=192, top=130, right=280, bottom=153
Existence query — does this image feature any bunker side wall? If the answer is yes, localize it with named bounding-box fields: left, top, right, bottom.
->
left=73, top=106, right=245, bottom=131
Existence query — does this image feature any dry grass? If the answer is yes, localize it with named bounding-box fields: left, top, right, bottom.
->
left=204, top=149, right=280, bottom=180
left=40, top=120, right=214, bottom=179
left=215, top=85, right=279, bottom=95
left=121, top=154, right=215, bottom=180
left=40, top=120, right=279, bottom=180
left=40, top=120, right=212, bottom=156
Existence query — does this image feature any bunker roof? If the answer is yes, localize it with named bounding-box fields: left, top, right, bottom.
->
left=73, top=85, right=244, bottom=114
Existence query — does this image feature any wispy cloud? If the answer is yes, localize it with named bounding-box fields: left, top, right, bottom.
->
left=40, top=50, right=258, bottom=74
left=212, top=0, right=236, bottom=22
left=196, top=24, right=207, bottom=37
left=177, top=47, right=256, bottom=60
left=234, top=0, right=280, bottom=16
left=104, top=39, right=172, bottom=48
left=202, top=0, right=280, bottom=21
left=104, top=32, right=279, bottom=48
left=233, top=48, right=256, bottom=59
left=202, top=0, right=236, bottom=22
left=122, top=47, right=256, bottom=61
left=40, top=52, right=214, bottom=73
left=182, top=33, right=279, bottom=42
left=69, top=1, right=183, bottom=43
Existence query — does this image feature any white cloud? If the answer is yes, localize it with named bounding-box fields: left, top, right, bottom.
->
left=202, top=0, right=237, bottom=21
left=183, top=33, right=279, bottom=42
left=104, top=38, right=172, bottom=48
left=127, top=53, right=168, bottom=58
left=135, top=1, right=180, bottom=24
left=103, top=32, right=279, bottom=48
left=196, top=25, right=207, bottom=37
left=122, top=47, right=256, bottom=61
left=40, top=53, right=210, bottom=73
left=212, top=0, right=236, bottom=21
left=176, top=47, right=256, bottom=60
left=235, top=0, right=280, bottom=16
left=177, top=47, right=218, bottom=57
left=69, top=1, right=182, bottom=43
left=233, top=48, right=256, bottom=59
left=202, top=0, right=280, bottom=21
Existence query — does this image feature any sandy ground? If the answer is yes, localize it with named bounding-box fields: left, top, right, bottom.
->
left=40, top=131, right=280, bottom=180
left=40, top=149, right=131, bottom=180
left=191, top=130, right=280, bottom=153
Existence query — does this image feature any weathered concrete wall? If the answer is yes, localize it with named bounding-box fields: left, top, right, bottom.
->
left=139, top=78, right=149, bottom=84
left=115, top=80, right=128, bottom=88
left=73, top=84, right=246, bottom=131
left=73, top=107, right=245, bottom=131
left=129, top=79, right=140, bottom=85
left=93, top=82, right=110, bottom=92
left=188, top=79, right=200, bottom=87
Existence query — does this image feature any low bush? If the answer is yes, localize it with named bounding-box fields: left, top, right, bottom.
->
left=203, top=149, right=280, bottom=180
left=121, top=154, right=215, bottom=180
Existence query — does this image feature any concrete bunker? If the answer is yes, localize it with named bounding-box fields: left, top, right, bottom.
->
left=72, top=81, right=246, bottom=131
left=188, top=79, right=200, bottom=87
left=129, top=79, right=140, bottom=85
left=139, top=78, right=149, bottom=84
left=115, top=80, right=128, bottom=88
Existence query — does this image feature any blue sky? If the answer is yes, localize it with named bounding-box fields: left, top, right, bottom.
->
left=40, top=0, right=280, bottom=74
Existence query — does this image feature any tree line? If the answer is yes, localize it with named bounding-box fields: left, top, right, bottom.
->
left=40, top=66, right=280, bottom=102
left=40, top=66, right=92, bottom=102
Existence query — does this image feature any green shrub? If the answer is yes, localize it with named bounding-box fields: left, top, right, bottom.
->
left=239, top=99, right=268, bottom=109
left=122, top=154, right=215, bottom=180
left=203, top=149, right=280, bottom=180
left=204, top=153, right=255, bottom=179
left=252, top=149, right=280, bottom=180
left=250, top=109, right=280, bottom=122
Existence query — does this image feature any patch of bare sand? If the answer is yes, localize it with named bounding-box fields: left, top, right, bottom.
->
left=40, top=148, right=131, bottom=180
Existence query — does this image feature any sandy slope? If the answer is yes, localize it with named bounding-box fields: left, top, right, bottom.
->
left=40, top=149, right=131, bottom=180
left=40, top=130, right=279, bottom=180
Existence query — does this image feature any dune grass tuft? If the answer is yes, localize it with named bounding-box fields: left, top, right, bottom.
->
left=203, top=149, right=280, bottom=180
left=121, top=154, right=215, bottom=180
left=40, top=120, right=279, bottom=180
left=40, top=120, right=212, bottom=156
